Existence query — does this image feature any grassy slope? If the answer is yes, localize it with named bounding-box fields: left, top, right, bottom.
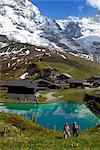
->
left=86, top=89, right=100, bottom=97
left=0, top=50, right=100, bottom=103
left=38, top=89, right=85, bottom=104
left=0, top=49, right=100, bottom=80
left=0, top=112, right=100, bottom=150
left=37, top=52, right=100, bottom=80
left=53, top=89, right=86, bottom=103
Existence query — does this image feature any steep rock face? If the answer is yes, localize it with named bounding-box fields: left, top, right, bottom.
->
left=64, top=21, right=82, bottom=38
left=57, top=15, right=100, bottom=62
left=84, top=94, right=100, bottom=117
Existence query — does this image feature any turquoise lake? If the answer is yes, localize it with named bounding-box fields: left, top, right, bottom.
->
left=0, top=102, right=99, bottom=131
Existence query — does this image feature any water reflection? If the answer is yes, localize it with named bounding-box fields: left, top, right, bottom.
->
left=0, top=102, right=99, bottom=131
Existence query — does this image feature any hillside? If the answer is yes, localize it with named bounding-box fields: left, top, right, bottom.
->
left=84, top=89, right=100, bottom=117
left=37, top=52, right=100, bottom=80
left=0, top=112, right=100, bottom=150
left=0, top=0, right=100, bottom=62
left=0, top=43, right=100, bottom=80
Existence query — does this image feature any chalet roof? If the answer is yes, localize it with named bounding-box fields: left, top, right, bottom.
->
left=43, top=67, right=58, bottom=71
left=57, top=73, right=72, bottom=78
left=62, top=73, right=72, bottom=78
left=91, top=76, right=100, bottom=79
left=0, top=80, right=36, bottom=88
left=0, top=79, right=61, bottom=89
left=87, top=79, right=100, bottom=83
left=91, top=81, right=100, bottom=85
left=33, top=79, right=61, bottom=87
left=32, top=79, right=51, bottom=84
left=69, top=80, right=87, bottom=84
left=87, top=76, right=100, bottom=81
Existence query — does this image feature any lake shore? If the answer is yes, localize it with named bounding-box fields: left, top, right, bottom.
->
left=0, top=88, right=85, bottom=104
left=0, top=112, right=99, bottom=150
left=0, top=88, right=99, bottom=104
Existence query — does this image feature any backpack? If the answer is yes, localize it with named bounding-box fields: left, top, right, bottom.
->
left=75, top=124, right=79, bottom=130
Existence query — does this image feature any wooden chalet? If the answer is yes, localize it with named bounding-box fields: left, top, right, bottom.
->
left=87, top=76, right=100, bottom=83
left=91, top=76, right=100, bottom=80
left=69, top=80, right=90, bottom=88
left=90, top=81, right=100, bottom=88
left=56, top=73, right=72, bottom=84
left=0, top=80, right=37, bottom=101
left=39, top=67, right=59, bottom=81
left=33, top=79, right=61, bottom=90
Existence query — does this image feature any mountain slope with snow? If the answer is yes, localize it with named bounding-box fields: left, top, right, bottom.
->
left=0, top=0, right=100, bottom=62
left=56, top=15, right=100, bottom=62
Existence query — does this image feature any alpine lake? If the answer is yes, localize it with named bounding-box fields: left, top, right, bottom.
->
left=0, top=101, right=99, bottom=131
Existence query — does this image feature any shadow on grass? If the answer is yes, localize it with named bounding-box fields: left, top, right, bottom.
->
left=55, top=136, right=64, bottom=139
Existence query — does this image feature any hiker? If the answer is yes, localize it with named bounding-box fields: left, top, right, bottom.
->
left=64, top=123, right=70, bottom=139
left=72, top=122, right=79, bottom=137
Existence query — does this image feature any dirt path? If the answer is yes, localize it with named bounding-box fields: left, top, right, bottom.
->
left=67, top=63, right=78, bottom=73
left=45, top=92, right=57, bottom=102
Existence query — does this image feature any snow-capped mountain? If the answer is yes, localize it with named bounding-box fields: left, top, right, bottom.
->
left=56, top=14, right=100, bottom=62
left=0, top=0, right=100, bottom=62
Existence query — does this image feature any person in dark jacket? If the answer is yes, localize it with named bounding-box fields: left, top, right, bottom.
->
left=72, top=122, right=79, bottom=137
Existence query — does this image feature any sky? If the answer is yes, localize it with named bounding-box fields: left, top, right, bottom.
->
left=31, top=0, right=100, bottom=19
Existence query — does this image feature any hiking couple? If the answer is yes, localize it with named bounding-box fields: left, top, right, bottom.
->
left=64, top=122, right=79, bottom=139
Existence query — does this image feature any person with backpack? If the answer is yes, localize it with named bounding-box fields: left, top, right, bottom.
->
left=64, top=123, right=70, bottom=139
left=72, top=122, right=79, bottom=137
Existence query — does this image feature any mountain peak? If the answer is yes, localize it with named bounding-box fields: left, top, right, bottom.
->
left=0, top=0, right=40, bottom=16
left=0, top=0, right=44, bottom=46
left=0, top=0, right=100, bottom=63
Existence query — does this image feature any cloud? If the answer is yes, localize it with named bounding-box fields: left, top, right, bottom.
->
left=78, top=5, right=84, bottom=13
left=86, top=0, right=100, bottom=10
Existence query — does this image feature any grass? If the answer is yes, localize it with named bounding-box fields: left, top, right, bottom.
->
left=53, top=88, right=86, bottom=104
left=0, top=47, right=100, bottom=81
left=86, top=89, right=100, bottom=97
left=0, top=88, right=86, bottom=104
left=0, top=112, right=100, bottom=150
left=36, top=88, right=86, bottom=103
left=37, top=94, right=47, bottom=103
left=37, top=52, right=100, bottom=80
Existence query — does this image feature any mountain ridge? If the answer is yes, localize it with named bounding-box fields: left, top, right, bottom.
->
left=0, top=0, right=100, bottom=62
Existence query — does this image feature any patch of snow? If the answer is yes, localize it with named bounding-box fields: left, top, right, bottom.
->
left=0, top=52, right=5, bottom=56
left=60, top=54, right=67, bottom=60
left=7, top=63, right=10, bottom=68
left=75, top=35, right=100, bottom=50
left=13, top=67, right=16, bottom=70
left=42, top=49, right=46, bottom=52
left=25, top=61, right=28, bottom=65
left=17, top=59, right=21, bottom=63
left=69, top=52, right=79, bottom=57
left=3, top=58, right=7, bottom=60
left=19, top=72, right=28, bottom=79
left=69, top=52, right=94, bottom=61
left=35, top=48, right=41, bottom=52
left=0, top=42, right=9, bottom=48
left=45, top=53, right=51, bottom=57
left=36, top=54, right=44, bottom=57
left=79, top=53, right=94, bottom=61
left=62, top=73, right=72, bottom=78
left=11, top=57, right=16, bottom=60
left=25, top=50, right=30, bottom=55
left=12, top=62, right=16, bottom=67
